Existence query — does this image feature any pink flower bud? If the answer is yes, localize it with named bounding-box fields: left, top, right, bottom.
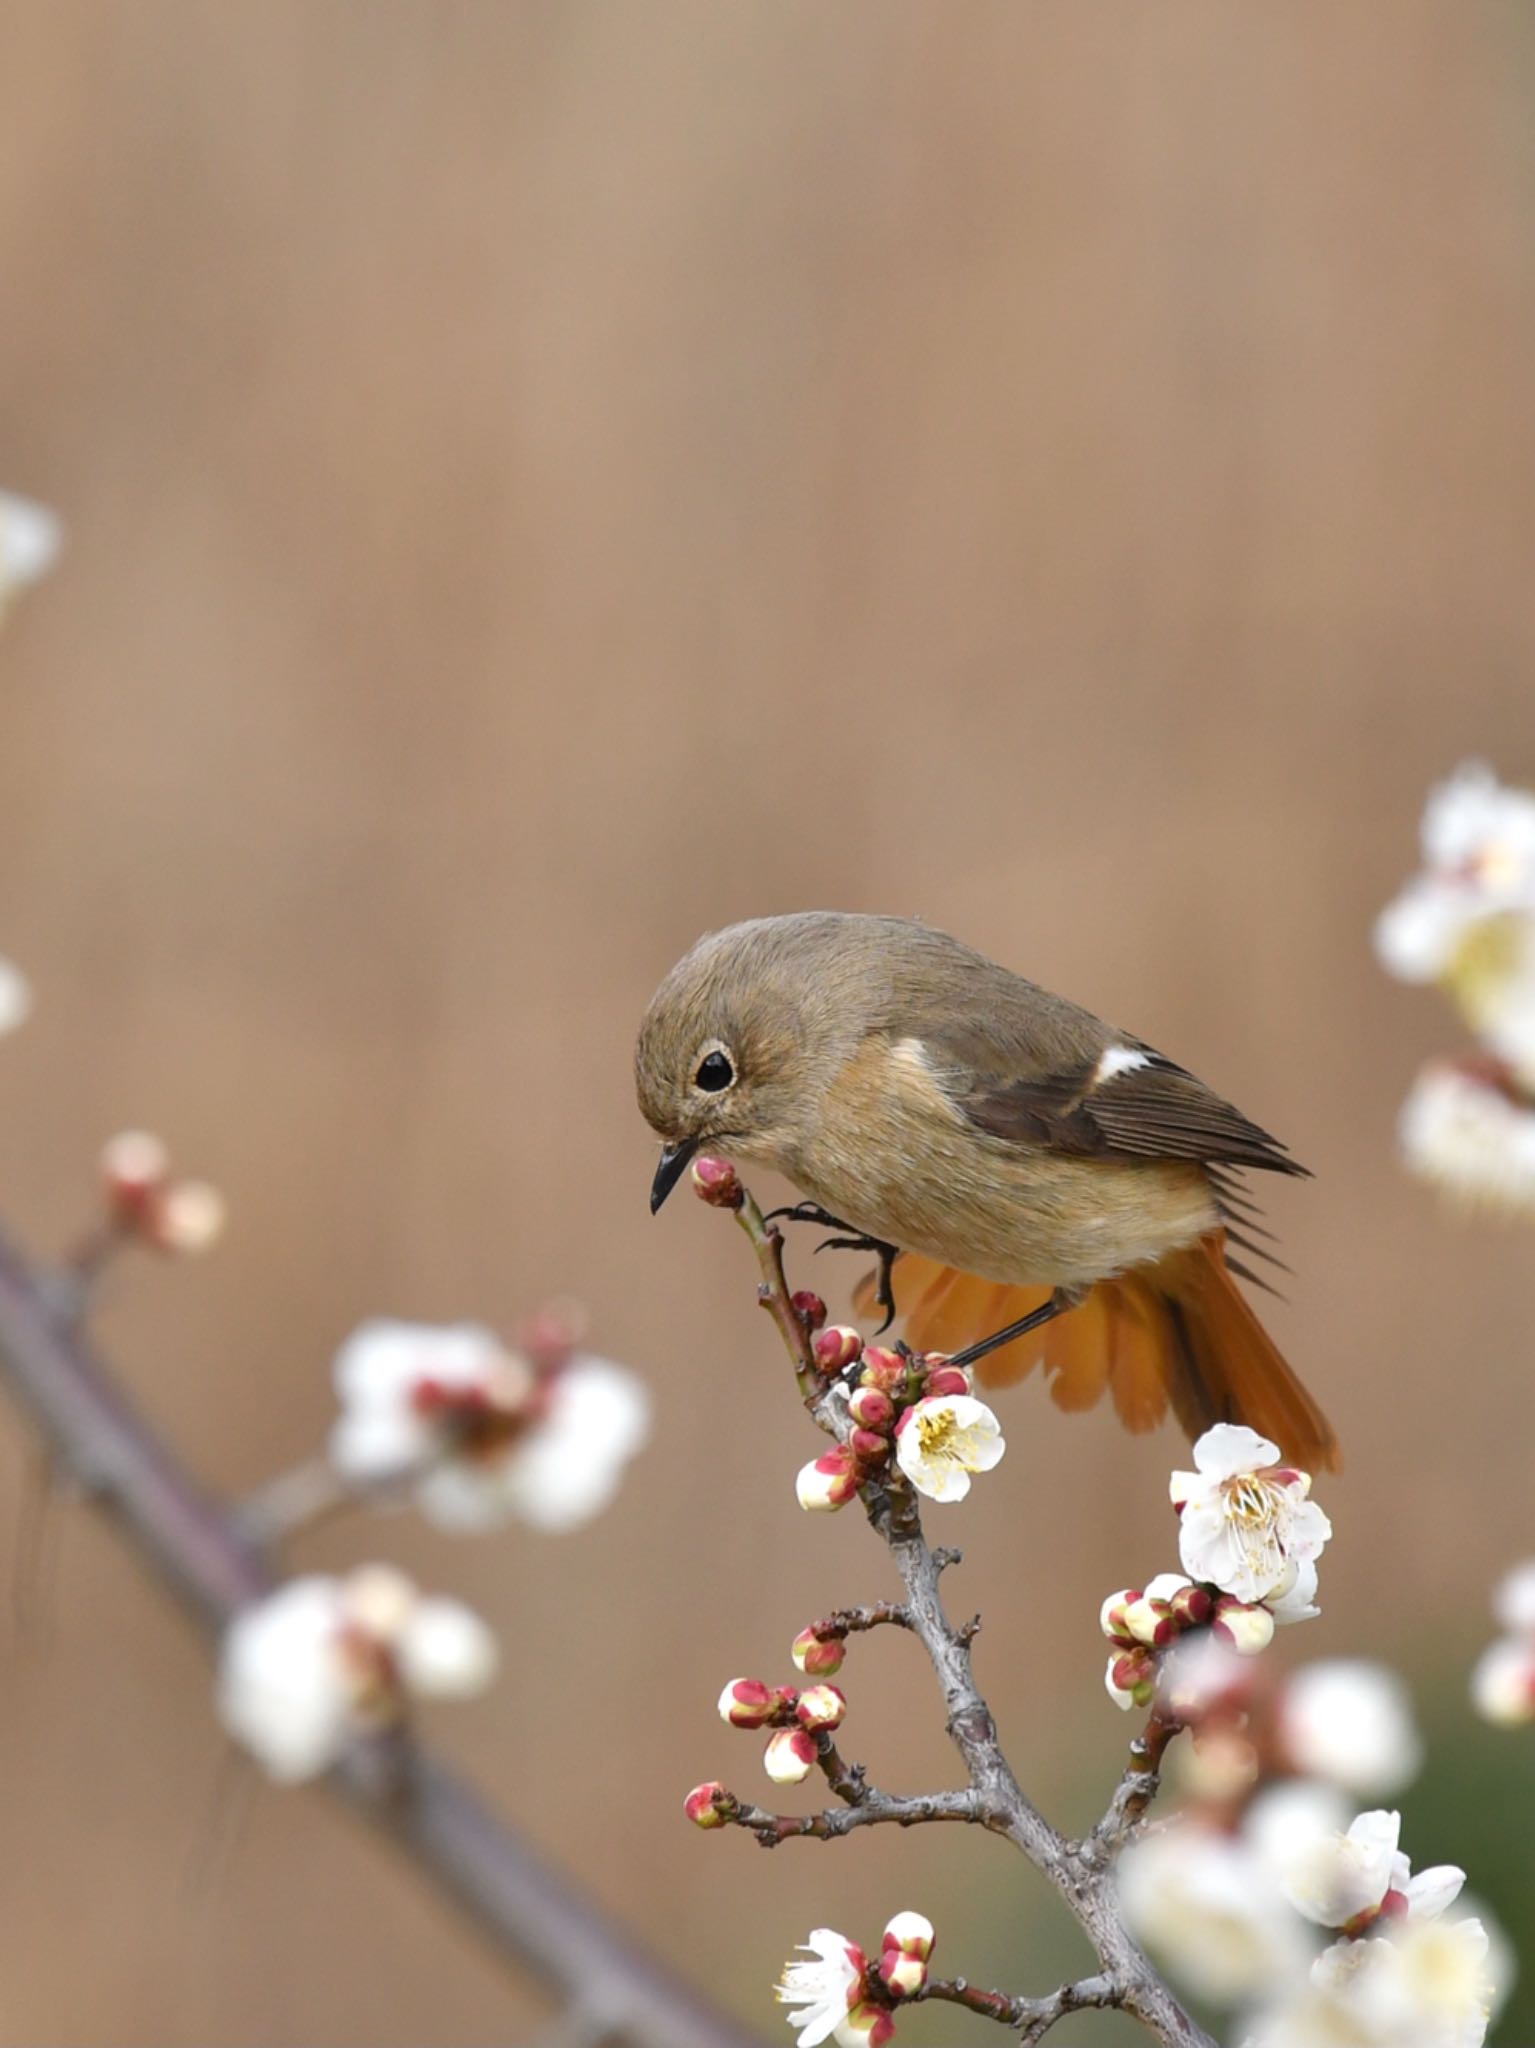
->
left=717, top=1678, right=777, bottom=1729
left=795, top=1684, right=846, bottom=1732
left=838, top=2004, right=896, bottom=2046
left=1212, top=1598, right=1276, bottom=1656
left=849, top=1426, right=892, bottom=1465
left=1121, top=1595, right=1178, bottom=1649
left=879, top=1952, right=927, bottom=1996
left=795, top=1446, right=859, bottom=1512
left=683, top=1781, right=734, bottom=1828
left=859, top=1346, right=907, bottom=1393
left=791, top=1290, right=828, bottom=1330
left=1170, top=1584, right=1214, bottom=1630
left=791, top=1626, right=846, bottom=1677
left=848, top=1385, right=895, bottom=1432
left=1099, top=1589, right=1140, bottom=1643
left=922, top=1364, right=972, bottom=1398
left=690, top=1156, right=742, bottom=1208
left=99, top=1130, right=170, bottom=1217
left=813, top=1325, right=864, bottom=1373
left=1110, top=1649, right=1158, bottom=1702
left=882, top=1910, right=934, bottom=1960
left=763, top=1727, right=818, bottom=1785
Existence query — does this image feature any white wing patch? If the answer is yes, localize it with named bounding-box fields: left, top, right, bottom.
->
left=1093, top=1045, right=1152, bottom=1086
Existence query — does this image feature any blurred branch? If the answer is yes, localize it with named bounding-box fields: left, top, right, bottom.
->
left=0, top=1221, right=762, bottom=2048
left=731, top=1186, right=1215, bottom=2048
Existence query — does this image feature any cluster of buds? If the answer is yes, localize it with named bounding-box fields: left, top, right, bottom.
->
left=1101, top=1570, right=1281, bottom=1711
left=98, top=1129, right=226, bottom=1255
left=713, top=1673, right=848, bottom=1788
left=796, top=1325, right=990, bottom=1510
left=775, top=1914, right=936, bottom=2047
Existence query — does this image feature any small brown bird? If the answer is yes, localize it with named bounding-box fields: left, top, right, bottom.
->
left=635, top=912, right=1337, bottom=1472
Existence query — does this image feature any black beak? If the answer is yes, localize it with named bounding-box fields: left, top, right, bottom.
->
left=649, top=1137, right=700, bottom=1214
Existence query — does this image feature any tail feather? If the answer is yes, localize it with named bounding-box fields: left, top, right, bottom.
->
left=856, top=1232, right=1339, bottom=1473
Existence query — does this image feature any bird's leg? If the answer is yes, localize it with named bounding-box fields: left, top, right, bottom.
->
left=764, top=1203, right=902, bottom=1333
left=944, top=1287, right=1082, bottom=1373
left=763, top=1200, right=852, bottom=1231
left=813, top=1234, right=901, bottom=1333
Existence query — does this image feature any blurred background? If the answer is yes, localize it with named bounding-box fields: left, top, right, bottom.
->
left=1, top=3, right=1533, bottom=2041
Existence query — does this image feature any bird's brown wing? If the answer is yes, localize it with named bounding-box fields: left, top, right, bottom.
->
left=953, top=1044, right=1308, bottom=1179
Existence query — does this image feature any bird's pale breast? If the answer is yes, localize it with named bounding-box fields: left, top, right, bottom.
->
left=786, top=1035, right=1218, bottom=1289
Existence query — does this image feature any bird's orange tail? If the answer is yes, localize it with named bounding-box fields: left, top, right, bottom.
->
left=857, top=1232, right=1339, bottom=1473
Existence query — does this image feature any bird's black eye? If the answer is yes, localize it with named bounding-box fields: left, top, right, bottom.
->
left=695, top=1050, right=734, bottom=1092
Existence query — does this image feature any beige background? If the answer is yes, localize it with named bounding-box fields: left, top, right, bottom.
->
left=1, top=3, right=1534, bottom=2041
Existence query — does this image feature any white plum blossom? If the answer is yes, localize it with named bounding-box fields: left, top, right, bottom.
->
left=774, top=1928, right=870, bottom=2047
left=1471, top=1558, right=1535, bottom=1724
left=893, top=1392, right=1005, bottom=1503
left=1244, top=1779, right=1353, bottom=1890
left=1492, top=1557, right=1535, bottom=1632
left=0, top=490, right=61, bottom=615
left=1279, top=1661, right=1424, bottom=1798
left=1377, top=766, right=1535, bottom=1089
left=1252, top=1915, right=1503, bottom=2048
left=329, top=1319, right=648, bottom=1533
left=1399, top=1059, right=1535, bottom=1216
left=1282, top=1809, right=1464, bottom=1934
left=1376, top=763, right=1535, bottom=976
left=1171, top=1425, right=1331, bottom=1606
left=1117, top=1820, right=1311, bottom=2006
left=217, top=1565, right=498, bottom=1782
left=0, top=958, right=30, bottom=1035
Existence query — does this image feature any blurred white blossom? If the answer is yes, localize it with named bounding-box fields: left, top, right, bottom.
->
left=1378, top=765, right=1535, bottom=1091
left=330, top=1319, right=648, bottom=1533
left=1279, top=1661, right=1423, bottom=1798
left=1282, top=1809, right=1462, bottom=1934
left=0, top=959, right=30, bottom=1035
left=1118, top=1820, right=1311, bottom=2006
left=0, top=490, right=61, bottom=615
left=217, top=1565, right=497, bottom=1782
left=1399, top=1059, right=1535, bottom=1216
left=1471, top=1558, right=1535, bottom=1725
left=1171, top=1425, right=1331, bottom=1606
left=893, top=1392, right=1005, bottom=1503
left=1250, top=1913, right=1503, bottom=2048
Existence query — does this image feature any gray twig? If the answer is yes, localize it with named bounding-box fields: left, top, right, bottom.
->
left=0, top=1221, right=761, bottom=2048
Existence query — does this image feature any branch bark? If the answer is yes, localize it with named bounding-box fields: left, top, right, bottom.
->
left=731, top=1188, right=1216, bottom=2048
left=0, top=1223, right=763, bottom=2048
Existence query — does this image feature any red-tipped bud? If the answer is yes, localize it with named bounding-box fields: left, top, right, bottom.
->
left=763, top=1726, right=818, bottom=1785
left=813, top=1325, right=864, bottom=1373
left=690, top=1156, right=742, bottom=1208
left=1211, top=1598, right=1276, bottom=1656
left=717, top=1677, right=777, bottom=1729
left=878, top=1909, right=934, bottom=1996
left=922, top=1364, right=972, bottom=1398
left=849, top=1426, right=892, bottom=1465
left=1121, top=1595, right=1178, bottom=1649
left=791, top=1626, right=847, bottom=1677
left=795, top=1446, right=860, bottom=1512
left=683, top=1781, right=735, bottom=1829
left=839, top=2004, right=896, bottom=2046
left=1099, top=1589, right=1140, bottom=1644
left=517, top=1297, right=586, bottom=1374
left=794, top=1683, right=846, bottom=1732
left=847, top=1384, right=895, bottom=1432
left=791, top=1290, right=828, bottom=1330
left=859, top=1346, right=908, bottom=1394
left=100, top=1130, right=170, bottom=1218
left=1170, top=1584, right=1214, bottom=1630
